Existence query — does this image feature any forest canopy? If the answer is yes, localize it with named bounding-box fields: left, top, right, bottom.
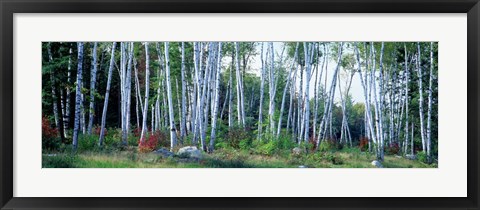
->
left=42, top=41, right=438, bottom=168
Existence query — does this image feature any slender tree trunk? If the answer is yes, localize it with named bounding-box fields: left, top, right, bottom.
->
left=87, top=42, right=98, bottom=134
left=139, top=42, right=151, bottom=144
left=303, top=42, right=313, bottom=143
left=355, top=42, right=377, bottom=154
left=404, top=44, right=410, bottom=155
left=220, top=88, right=228, bottom=119
left=317, top=42, right=343, bottom=147
left=180, top=42, right=187, bottom=139
left=235, top=42, right=246, bottom=127
left=277, top=43, right=299, bottom=137
left=124, top=42, right=133, bottom=146
left=47, top=43, right=60, bottom=130
left=98, top=42, right=117, bottom=146
left=209, top=43, right=223, bottom=152
left=164, top=42, right=177, bottom=151
left=426, top=42, right=434, bottom=162
left=416, top=42, right=426, bottom=152
left=257, top=43, right=266, bottom=140
left=268, top=42, right=276, bottom=134
left=228, top=52, right=234, bottom=128
left=65, top=47, right=72, bottom=134
left=72, top=42, right=84, bottom=150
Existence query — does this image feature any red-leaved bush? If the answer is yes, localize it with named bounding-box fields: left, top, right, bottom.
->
left=94, top=126, right=107, bottom=136
left=359, top=137, right=369, bottom=151
left=133, top=127, right=141, bottom=137
left=42, top=116, right=58, bottom=139
left=386, top=142, right=400, bottom=155
left=138, top=131, right=163, bottom=153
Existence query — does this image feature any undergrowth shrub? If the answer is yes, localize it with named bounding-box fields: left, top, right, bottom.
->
left=277, top=134, right=296, bottom=150
left=385, top=142, right=400, bottom=155
left=324, top=153, right=344, bottom=165
left=318, top=140, right=333, bottom=152
left=224, top=127, right=253, bottom=149
left=299, top=142, right=315, bottom=151
left=359, top=137, right=369, bottom=151
left=319, top=139, right=343, bottom=152
left=78, top=134, right=98, bottom=152
left=253, top=140, right=277, bottom=156
left=416, top=151, right=428, bottom=164
left=239, top=138, right=252, bottom=150
left=94, top=126, right=107, bottom=136
left=42, top=116, right=61, bottom=151
left=133, top=127, right=141, bottom=137
left=42, top=154, right=78, bottom=168
left=138, top=131, right=167, bottom=153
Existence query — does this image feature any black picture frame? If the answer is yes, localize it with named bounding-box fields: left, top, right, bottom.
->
left=1, top=0, right=479, bottom=209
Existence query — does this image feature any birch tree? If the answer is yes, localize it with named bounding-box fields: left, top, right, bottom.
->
left=180, top=42, right=187, bottom=139
left=98, top=42, right=117, bottom=146
left=426, top=42, right=434, bottom=162
left=258, top=43, right=266, bottom=139
left=235, top=42, right=246, bottom=127
left=267, top=42, right=276, bottom=134
left=164, top=42, right=177, bottom=151
left=277, top=43, right=299, bottom=137
left=209, top=42, right=223, bottom=151
left=139, top=42, right=151, bottom=144
left=72, top=42, right=84, bottom=150
left=416, top=42, right=426, bottom=152
left=317, top=42, right=343, bottom=147
left=87, top=42, right=98, bottom=134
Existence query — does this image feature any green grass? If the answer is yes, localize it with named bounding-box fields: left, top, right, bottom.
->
left=42, top=147, right=435, bottom=168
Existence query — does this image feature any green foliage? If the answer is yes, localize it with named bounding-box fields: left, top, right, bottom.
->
left=318, top=140, right=333, bottom=152
left=416, top=151, right=428, bottom=164
left=223, top=126, right=253, bottom=149
left=42, top=154, right=78, bottom=168
left=239, top=138, right=252, bottom=150
left=276, top=134, right=296, bottom=150
left=252, top=140, right=277, bottom=156
left=78, top=134, right=99, bottom=152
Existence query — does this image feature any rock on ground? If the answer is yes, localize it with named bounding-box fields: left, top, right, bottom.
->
left=405, top=154, right=417, bottom=160
left=177, top=146, right=203, bottom=159
left=298, top=165, right=308, bottom=168
left=371, top=160, right=383, bottom=168
left=292, top=147, right=303, bottom=156
left=153, top=148, right=174, bottom=158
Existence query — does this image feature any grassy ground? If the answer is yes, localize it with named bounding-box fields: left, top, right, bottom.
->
left=42, top=147, right=436, bottom=168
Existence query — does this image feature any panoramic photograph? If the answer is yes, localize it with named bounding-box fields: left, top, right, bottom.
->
left=42, top=41, right=438, bottom=168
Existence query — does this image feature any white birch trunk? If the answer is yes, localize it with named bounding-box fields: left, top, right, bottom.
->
left=72, top=42, right=84, bottom=150
left=87, top=42, right=98, bottom=134
left=426, top=42, right=434, bottom=162
left=180, top=42, right=187, bottom=139
left=316, top=42, right=343, bottom=147
left=164, top=42, right=177, bottom=151
left=98, top=42, right=117, bottom=146
left=258, top=43, right=266, bottom=139
left=268, top=42, right=276, bottom=134
left=234, top=42, right=246, bottom=127
left=139, top=42, right=151, bottom=144
left=209, top=43, right=223, bottom=152
left=277, top=43, right=299, bottom=137
left=416, top=42, right=426, bottom=152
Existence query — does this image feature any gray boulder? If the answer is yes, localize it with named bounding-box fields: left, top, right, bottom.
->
left=298, top=165, right=308, bottom=168
left=153, top=148, right=174, bottom=158
left=405, top=154, right=417, bottom=160
left=371, top=160, right=383, bottom=168
left=292, top=147, right=304, bottom=156
left=177, top=146, right=203, bottom=159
